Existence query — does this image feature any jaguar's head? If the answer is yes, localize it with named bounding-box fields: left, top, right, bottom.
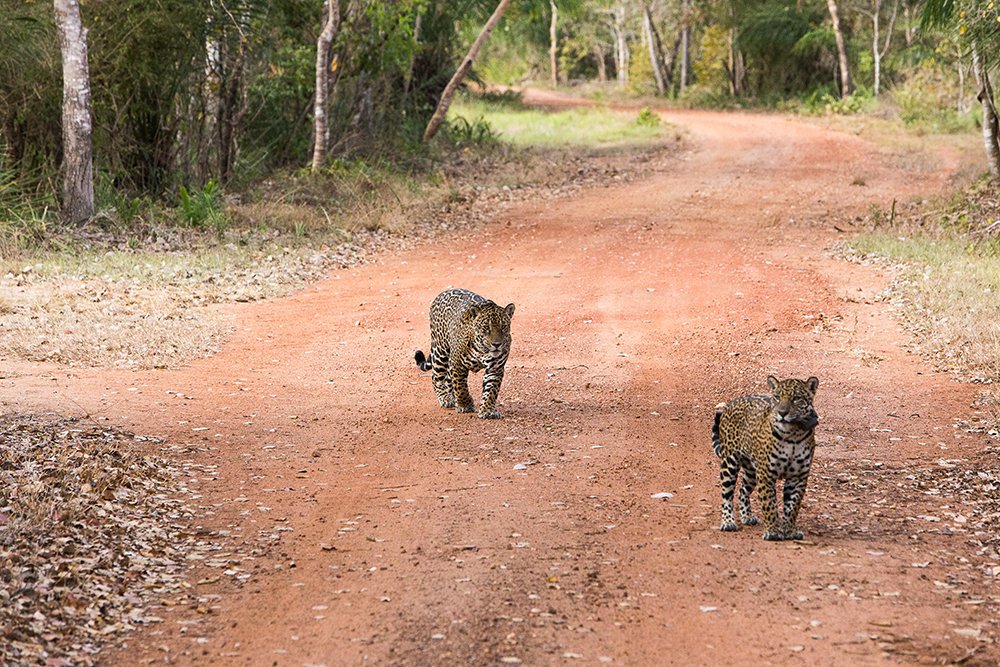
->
left=767, top=375, right=819, bottom=429
left=468, top=301, right=515, bottom=353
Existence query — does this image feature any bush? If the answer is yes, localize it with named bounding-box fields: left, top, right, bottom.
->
left=635, top=107, right=661, bottom=127
left=890, top=60, right=976, bottom=133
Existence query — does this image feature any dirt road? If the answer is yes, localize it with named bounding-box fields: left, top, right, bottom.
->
left=4, top=99, right=997, bottom=666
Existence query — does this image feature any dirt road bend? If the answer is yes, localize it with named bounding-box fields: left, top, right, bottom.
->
left=3, top=102, right=996, bottom=667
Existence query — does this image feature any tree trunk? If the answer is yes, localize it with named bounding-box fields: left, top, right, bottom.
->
left=612, top=4, right=629, bottom=87
left=972, top=44, right=1000, bottom=177
left=312, top=0, right=341, bottom=172
left=53, top=0, right=94, bottom=226
left=593, top=42, right=608, bottom=82
left=872, top=0, right=881, bottom=96
left=423, top=0, right=512, bottom=143
left=870, top=0, right=898, bottom=96
left=679, top=0, right=691, bottom=93
left=643, top=5, right=665, bottom=95
left=549, top=1, right=558, bottom=87
left=826, top=0, right=852, bottom=98
left=403, top=12, right=422, bottom=97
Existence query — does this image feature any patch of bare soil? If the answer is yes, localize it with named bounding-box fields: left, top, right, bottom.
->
left=1, top=92, right=997, bottom=666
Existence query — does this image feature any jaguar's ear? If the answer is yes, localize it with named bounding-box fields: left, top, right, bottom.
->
left=464, top=304, right=482, bottom=320
left=806, top=376, right=819, bottom=394
left=766, top=375, right=779, bottom=392
left=505, top=303, right=515, bottom=318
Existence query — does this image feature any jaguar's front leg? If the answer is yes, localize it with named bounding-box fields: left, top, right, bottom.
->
left=450, top=363, right=475, bottom=414
left=781, top=474, right=809, bottom=540
left=756, top=467, right=784, bottom=541
left=478, top=367, right=505, bottom=419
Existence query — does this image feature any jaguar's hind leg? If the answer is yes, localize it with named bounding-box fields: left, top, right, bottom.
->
left=719, top=454, right=740, bottom=531
left=738, top=464, right=759, bottom=526
left=430, top=345, right=455, bottom=408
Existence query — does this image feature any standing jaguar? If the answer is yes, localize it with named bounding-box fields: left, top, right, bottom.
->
left=414, top=288, right=515, bottom=419
left=712, top=375, right=820, bottom=541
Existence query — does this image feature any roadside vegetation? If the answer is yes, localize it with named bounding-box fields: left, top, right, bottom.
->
left=843, top=179, right=999, bottom=427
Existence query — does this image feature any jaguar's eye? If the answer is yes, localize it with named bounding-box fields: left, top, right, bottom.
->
left=794, top=398, right=807, bottom=407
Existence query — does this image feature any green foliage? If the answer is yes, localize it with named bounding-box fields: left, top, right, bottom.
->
left=693, top=24, right=732, bottom=95
left=445, top=116, right=501, bottom=147
left=890, top=59, right=975, bottom=132
left=805, top=89, right=873, bottom=115
left=177, top=180, right=227, bottom=233
left=635, top=107, right=661, bottom=127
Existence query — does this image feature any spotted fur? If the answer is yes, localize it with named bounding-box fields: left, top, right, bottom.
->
left=414, top=288, right=514, bottom=419
left=712, top=375, right=819, bottom=541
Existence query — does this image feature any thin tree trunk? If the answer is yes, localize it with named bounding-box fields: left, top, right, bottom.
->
left=971, top=44, right=1000, bottom=177
left=870, top=0, right=898, bottom=96
left=643, top=5, right=665, bottom=95
left=903, top=4, right=916, bottom=46
left=423, top=0, right=512, bottom=143
left=612, top=4, right=629, bottom=87
left=312, top=0, right=341, bottom=171
left=679, top=0, right=691, bottom=93
left=53, top=0, right=94, bottom=225
left=549, top=1, right=558, bottom=87
left=593, top=42, right=608, bottom=82
left=403, top=12, right=421, bottom=97
left=872, top=0, right=881, bottom=96
left=957, top=44, right=966, bottom=113
left=826, top=0, right=852, bottom=98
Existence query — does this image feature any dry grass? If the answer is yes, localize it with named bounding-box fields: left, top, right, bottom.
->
left=0, top=137, right=680, bottom=370
left=841, top=175, right=1000, bottom=426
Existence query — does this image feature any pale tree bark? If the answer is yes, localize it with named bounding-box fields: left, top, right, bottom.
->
left=549, top=1, right=559, bottom=86
left=679, top=0, right=691, bottom=93
left=312, top=0, right=342, bottom=171
left=643, top=5, right=665, bottom=95
left=423, top=0, right=513, bottom=143
left=826, top=0, right=852, bottom=98
left=53, top=0, right=94, bottom=226
left=612, top=4, right=629, bottom=87
left=593, top=42, right=608, bottom=82
left=971, top=44, right=1000, bottom=177
left=865, top=0, right=899, bottom=96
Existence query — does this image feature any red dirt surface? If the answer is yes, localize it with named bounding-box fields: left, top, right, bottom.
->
left=3, top=95, right=998, bottom=666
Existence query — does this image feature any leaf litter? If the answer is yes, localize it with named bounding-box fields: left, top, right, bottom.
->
left=0, top=413, right=236, bottom=666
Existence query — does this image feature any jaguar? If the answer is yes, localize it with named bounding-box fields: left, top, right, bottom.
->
left=414, top=288, right=515, bottom=419
left=712, top=375, right=820, bottom=541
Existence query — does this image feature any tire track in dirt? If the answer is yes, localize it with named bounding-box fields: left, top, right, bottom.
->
left=2, top=103, right=996, bottom=666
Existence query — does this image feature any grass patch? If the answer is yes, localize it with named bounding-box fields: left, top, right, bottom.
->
left=843, top=177, right=1000, bottom=384
left=449, top=93, right=679, bottom=154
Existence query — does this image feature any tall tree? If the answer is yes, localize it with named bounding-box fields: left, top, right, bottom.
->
left=312, top=0, right=342, bottom=171
left=862, top=0, right=899, bottom=96
left=550, top=1, right=559, bottom=86
left=678, top=0, right=691, bottom=93
left=826, top=0, right=852, bottom=98
left=922, top=0, right=1000, bottom=176
left=611, top=2, right=629, bottom=86
left=643, top=4, right=666, bottom=94
left=423, top=0, right=513, bottom=142
left=971, top=44, right=1000, bottom=176
left=53, top=0, right=94, bottom=225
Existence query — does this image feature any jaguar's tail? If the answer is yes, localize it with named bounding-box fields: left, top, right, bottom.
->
left=414, top=350, right=432, bottom=371
left=711, top=403, right=725, bottom=458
